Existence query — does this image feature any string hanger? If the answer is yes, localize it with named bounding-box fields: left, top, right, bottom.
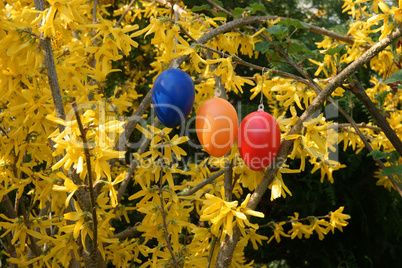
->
left=258, top=67, right=266, bottom=111
left=214, top=87, right=222, bottom=98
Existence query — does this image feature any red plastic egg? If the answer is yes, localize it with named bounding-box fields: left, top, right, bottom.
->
left=237, top=111, right=281, bottom=171
left=196, top=98, right=238, bottom=157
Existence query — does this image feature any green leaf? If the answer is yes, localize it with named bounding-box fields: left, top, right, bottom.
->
left=211, top=11, right=227, bottom=18
left=267, top=25, right=287, bottom=39
left=255, top=42, right=271, bottom=53
left=388, top=151, right=400, bottom=164
left=374, top=90, right=392, bottom=102
left=249, top=3, right=266, bottom=14
left=382, top=165, right=402, bottom=177
left=326, top=44, right=347, bottom=56
left=278, top=18, right=309, bottom=29
left=191, top=5, right=211, bottom=12
left=329, top=25, right=348, bottom=35
left=368, top=150, right=400, bottom=164
left=288, top=43, right=305, bottom=54
left=367, top=150, right=391, bottom=160
left=232, top=7, right=247, bottom=19
left=384, top=70, right=402, bottom=84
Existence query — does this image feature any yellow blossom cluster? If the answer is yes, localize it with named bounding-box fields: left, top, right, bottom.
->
left=267, top=207, right=351, bottom=243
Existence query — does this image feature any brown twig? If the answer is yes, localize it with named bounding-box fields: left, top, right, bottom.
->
left=179, top=170, right=224, bottom=197
left=207, top=235, right=218, bottom=268
left=115, top=0, right=136, bottom=27
left=259, top=214, right=330, bottom=229
left=206, top=0, right=234, bottom=18
left=116, top=119, right=160, bottom=203
left=158, top=132, right=178, bottom=267
left=111, top=223, right=141, bottom=240
left=1, top=194, right=17, bottom=265
left=171, top=19, right=315, bottom=88
left=348, top=77, right=402, bottom=196
left=114, top=90, right=153, bottom=151
left=34, top=0, right=66, bottom=132
left=148, top=0, right=187, bottom=15
left=72, top=101, right=98, bottom=267
left=224, top=160, right=233, bottom=201
left=329, top=123, right=382, bottom=132
left=349, top=77, right=402, bottom=158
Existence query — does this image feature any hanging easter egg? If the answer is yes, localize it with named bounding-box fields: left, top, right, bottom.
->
left=238, top=111, right=281, bottom=171
left=196, top=98, right=238, bottom=157
left=152, top=69, right=195, bottom=128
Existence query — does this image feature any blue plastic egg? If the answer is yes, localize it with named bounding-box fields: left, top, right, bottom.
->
left=152, top=69, right=195, bottom=128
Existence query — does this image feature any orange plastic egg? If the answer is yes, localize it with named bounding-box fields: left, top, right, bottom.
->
left=196, top=98, right=238, bottom=157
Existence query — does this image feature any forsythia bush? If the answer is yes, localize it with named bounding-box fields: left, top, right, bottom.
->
left=0, top=0, right=401, bottom=267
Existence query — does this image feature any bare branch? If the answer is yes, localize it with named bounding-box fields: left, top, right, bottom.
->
left=180, top=170, right=224, bottom=197
left=330, top=123, right=382, bottom=132
left=158, top=132, right=178, bottom=267
left=348, top=78, right=402, bottom=196
left=115, top=0, right=136, bottom=27
left=116, top=119, right=160, bottom=203
left=34, top=0, right=66, bottom=132
left=72, top=101, right=99, bottom=267
left=206, top=0, right=234, bottom=18
left=114, top=90, right=152, bottom=151
left=112, top=224, right=140, bottom=240
left=349, top=78, right=402, bottom=158
left=147, top=0, right=187, bottom=15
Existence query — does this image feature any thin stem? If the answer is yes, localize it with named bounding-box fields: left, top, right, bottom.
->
left=206, top=0, right=234, bottom=18
left=329, top=123, right=382, bottom=132
left=111, top=223, right=141, bottom=240
left=349, top=78, right=402, bottom=158
left=149, top=0, right=187, bottom=15
left=224, top=160, right=233, bottom=201
left=115, top=0, right=136, bottom=27
left=207, top=235, right=218, bottom=268
left=259, top=215, right=330, bottom=229
left=72, top=101, right=98, bottom=267
left=114, top=89, right=153, bottom=151
left=1, top=194, right=17, bottom=265
left=348, top=78, right=402, bottom=196
left=116, top=119, right=160, bottom=203
left=171, top=19, right=314, bottom=88
left=205, top=0, right=365, bottom=48
left=19, top=199, right=41, bottom=257
left=179, top=170, right=224, bottom=197
left=158, top=131, right=178, bottom=267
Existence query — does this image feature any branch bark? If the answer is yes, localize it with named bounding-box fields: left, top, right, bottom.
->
left=180, top=170, right=224, bottom=197
left=349, top=78, right=402, bottom=158
left=72, top=101, right=99, bottom=267
left=116, top=119, right=160, bottom=203
left=34, top=0, right=66, bottom=132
